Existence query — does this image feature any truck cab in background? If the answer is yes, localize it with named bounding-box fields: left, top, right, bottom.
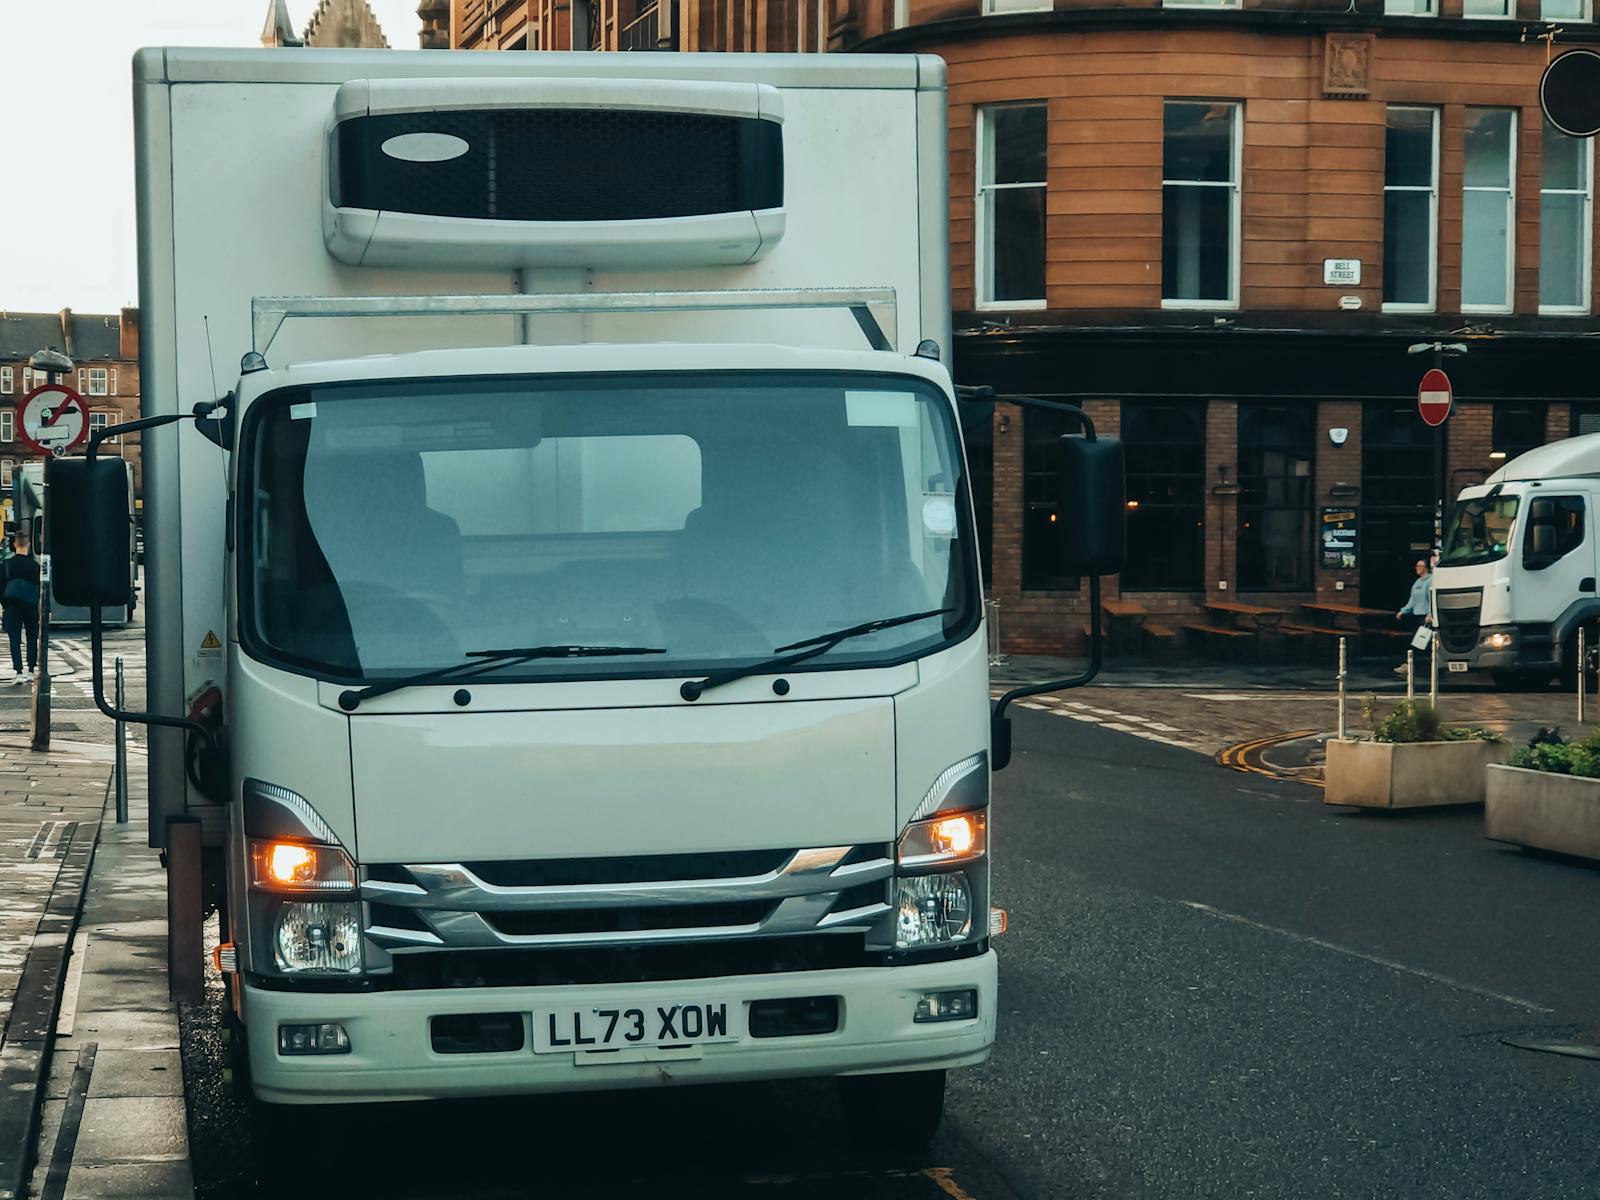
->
left=1433, top=435, right=1600, bottom=688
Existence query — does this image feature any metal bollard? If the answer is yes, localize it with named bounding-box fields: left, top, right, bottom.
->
left=986, top=599, right=1009, bottom=668
left=1337, top=636, right=1347, bottom=741
left=1580, top=628, right=1587, bottom=727
left=1430, top=635, right=1439, bottom=709
left=114, top=656, right=128, bottom=824
left=1406, top=649, right=1415, bottom=701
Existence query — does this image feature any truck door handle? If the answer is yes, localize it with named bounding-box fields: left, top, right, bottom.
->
left=1582, top=578, right=1596, bottom=593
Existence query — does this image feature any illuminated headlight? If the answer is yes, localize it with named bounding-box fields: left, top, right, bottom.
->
left=249, top=838, right=356, bottom=893
left=895, top=872, right=973, bottom=949
left=273, top=901, right=363, bottom=974
left=897, top=812, right=986, bottom=869
left=1485, top=631, right=1514, bottom=650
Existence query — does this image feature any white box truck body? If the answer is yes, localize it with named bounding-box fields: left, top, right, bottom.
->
left=132, top=48, right=994, bottom=1119
left=1434, top=434, right=1600, bottom=684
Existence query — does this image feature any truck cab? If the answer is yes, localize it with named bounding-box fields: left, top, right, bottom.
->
left=1434, top=436, right=1600, bottom=686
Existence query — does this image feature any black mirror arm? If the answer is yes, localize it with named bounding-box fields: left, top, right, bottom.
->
left=989, top=573, right=1104, bottom=771
left=83, top=406, right=226, bottom=751
left=957, top=386, right=1099, bottom=441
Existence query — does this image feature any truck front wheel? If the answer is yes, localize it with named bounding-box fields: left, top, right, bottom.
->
left=840, top=1069, right=946, bottom=1149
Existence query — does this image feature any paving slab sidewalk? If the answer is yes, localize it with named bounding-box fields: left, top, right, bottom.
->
left=0, top=731, right=192, bottom=1200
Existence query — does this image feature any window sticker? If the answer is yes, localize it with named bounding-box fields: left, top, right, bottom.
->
left=289, top=402, right=317, bottom=421
left=846, top=391, right=917, bottom=428
left=923, top=492, right=958, bottom=539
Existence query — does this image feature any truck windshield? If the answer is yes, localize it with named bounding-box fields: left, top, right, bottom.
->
left=241, top=371, right=978, bottom=683
left=1439, top=495, right=1520, bottom=567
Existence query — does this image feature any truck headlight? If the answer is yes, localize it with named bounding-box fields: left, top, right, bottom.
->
left=897, top=812, right=986, bottom=869
left=895, top=872, right=973, bottom=949
left=249, top=838, right=356, bottom=893
left=273, top=901, right=363, bottom=975
left=1485, top=631, right=1514, bottom=650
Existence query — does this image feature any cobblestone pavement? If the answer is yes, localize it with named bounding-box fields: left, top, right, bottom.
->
left=992, top=654, right=1594, bottom=767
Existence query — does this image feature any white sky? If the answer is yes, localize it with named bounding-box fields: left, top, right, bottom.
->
left=0, top=0, right=425, bottom=315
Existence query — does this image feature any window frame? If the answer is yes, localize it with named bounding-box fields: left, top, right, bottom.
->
left=1540, top=0, right=1591, bottom=18
left=89, top=409, right=119, bottom=443
left=1383, top=0, right=1435, bottom=13
left=1462, top=0, right=1512, bottom=16
left=974, top=102, right=1049, bottom=312
left=0, top=411, right=13, bottom=443
left=0, top=367, right=10, bottom=396
left=1160, top=99, right=1242, bottom=312
left=1540, top=126, right=1594, bottom=316
left=1461, top=107, right=1517, bottom=315
left=1121, top=399, right=1208, bottom=592
left=1236, top=404, right=1316, bottom=593
left=1020, top=405, right=1083, bottom=592
left=1382, top=105, right=1440, bottom=314
left=86, top=367, right=110, bottom=397
left=0, top=462, right=12, bottom=490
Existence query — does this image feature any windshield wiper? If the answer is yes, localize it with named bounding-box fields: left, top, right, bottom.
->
left=338, top=644, right=665, bottom=711
left=679, top=608, right=954, bottom=702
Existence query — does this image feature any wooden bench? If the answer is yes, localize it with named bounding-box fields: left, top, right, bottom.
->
left=1281, top=623, right=1349, bottom=639
left=1183, top=622, right=1253, bottom=658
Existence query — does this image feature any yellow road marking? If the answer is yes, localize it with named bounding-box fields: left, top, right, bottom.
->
left=1217, top=730, right=1321, bottom=787
left=922, top=1167, right=981, bottom=1200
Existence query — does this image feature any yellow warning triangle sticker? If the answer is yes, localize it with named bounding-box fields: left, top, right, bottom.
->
left=200, top=631, right=222, bottom=650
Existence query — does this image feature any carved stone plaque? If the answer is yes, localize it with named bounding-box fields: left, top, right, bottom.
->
left=1324, top=34, right=1374, bottom=98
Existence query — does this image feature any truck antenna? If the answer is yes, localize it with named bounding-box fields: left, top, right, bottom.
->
left=202, top=315, right=220, bottom=401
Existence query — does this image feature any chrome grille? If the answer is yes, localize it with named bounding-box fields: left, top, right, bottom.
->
left=1435, top=587, right=1483, bottom=655
left=361, top=845, right=893, bottom=968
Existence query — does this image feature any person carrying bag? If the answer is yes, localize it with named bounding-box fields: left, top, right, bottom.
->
left=1, top=530, right=41, bottom=686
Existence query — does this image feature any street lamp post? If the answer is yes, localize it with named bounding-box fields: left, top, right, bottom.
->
left=25, top=348, right=72, bottom=750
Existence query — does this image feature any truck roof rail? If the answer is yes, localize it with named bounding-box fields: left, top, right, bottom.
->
left=250, top=287, right=899, bottom=358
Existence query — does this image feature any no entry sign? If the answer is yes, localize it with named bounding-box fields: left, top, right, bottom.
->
left=1418, top=369, right=1453, bottom=428
left=16, top=384, right=89, bottom=455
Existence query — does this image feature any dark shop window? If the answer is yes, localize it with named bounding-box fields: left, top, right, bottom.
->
left=1492, top=403, right=1546, bottom=463
left=1238, top=404, right=1313, bottom=591
left=1021, top=405, right=1084, bottom=591
left=963, top=412, right=994, bottom=587
left=1122, top=400, right=1205, bottom=590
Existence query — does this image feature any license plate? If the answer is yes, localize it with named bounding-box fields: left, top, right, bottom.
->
left=1448, top=660, right=1468, bottom=673
left=533, top=998, right=738, bottom=1053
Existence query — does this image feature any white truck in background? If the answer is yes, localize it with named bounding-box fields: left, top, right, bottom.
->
left=49, top=48, right=1121, bottom=1150
left=1434, top=435, right=1600, bottom=687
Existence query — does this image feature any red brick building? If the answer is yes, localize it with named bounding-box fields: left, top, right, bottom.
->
left=447, top=0, right=1600, bottom=653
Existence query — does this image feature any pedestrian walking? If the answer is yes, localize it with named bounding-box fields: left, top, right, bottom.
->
left=2, top=530, right=41, bottom=686
left=1393, top=556, right=1433, bottom=674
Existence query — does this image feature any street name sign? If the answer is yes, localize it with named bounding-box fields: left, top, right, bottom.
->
left=1418, top=368, right=1452, bottom=428
left=16, top=385, right=89, bottom=456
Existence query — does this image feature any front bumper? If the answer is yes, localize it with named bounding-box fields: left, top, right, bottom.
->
left=244, top=951, right=997, bottom=1105
left=1438, top=626, right=1552, bottom=674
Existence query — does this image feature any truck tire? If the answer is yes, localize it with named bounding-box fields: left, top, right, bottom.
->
left=840, top=1069, right=946, bottom=1149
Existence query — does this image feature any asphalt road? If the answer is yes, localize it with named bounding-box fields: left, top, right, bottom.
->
left=181, top=700, right=1600, bottom=1199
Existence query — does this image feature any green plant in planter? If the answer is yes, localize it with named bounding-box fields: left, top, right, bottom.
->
left=1361, top=698, right=1501, bottom=744
left=1507, top=727, right=1600, bottom=778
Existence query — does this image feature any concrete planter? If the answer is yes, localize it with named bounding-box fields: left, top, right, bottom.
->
left=1485, top=765, right=1600, bottom=860
left=1324, top=738, right=1510, bottom=809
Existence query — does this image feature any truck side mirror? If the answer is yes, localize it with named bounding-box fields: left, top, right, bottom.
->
left=46, top=457, right=133, bottom=607
left=1056, top=434, right=1126, bottom=576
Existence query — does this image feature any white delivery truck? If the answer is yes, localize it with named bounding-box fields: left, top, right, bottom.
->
left=50, top=48, right=1121, bottom=1142
left=1433, top=435, right=1600, bottom=687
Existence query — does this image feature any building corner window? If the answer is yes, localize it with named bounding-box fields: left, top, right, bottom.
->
left=976, top=103, right=1048, bottom=309
left=1162, top=101, right=1240, bottom=309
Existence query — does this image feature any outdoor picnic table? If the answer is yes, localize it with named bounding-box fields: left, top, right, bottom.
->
left=1101, top=598, right=1149, bottom=654
left=1203, top=600, right=1288, bottom=632
left=1301, top=601, right=1390, bottom=624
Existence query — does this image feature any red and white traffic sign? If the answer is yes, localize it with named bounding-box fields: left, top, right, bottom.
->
left=1418, top=369, right=1453, bottom=428
left=15, top=384, right=89, bottom=456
